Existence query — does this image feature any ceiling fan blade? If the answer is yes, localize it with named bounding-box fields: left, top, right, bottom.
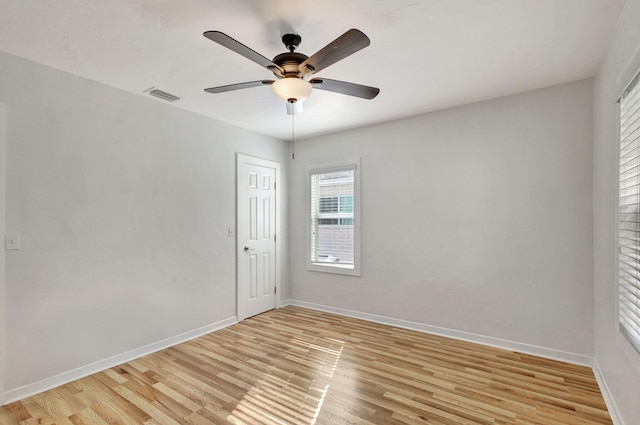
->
left=310, top=78, right=379, bottom=99
left=204, top=80, right=274, bottom=94
left=204, top=31, right=283, bottom=75
left=299, top=29, right=370, bottom=76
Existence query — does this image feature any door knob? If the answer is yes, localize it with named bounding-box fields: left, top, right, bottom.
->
left=244, top=246, right=249, bottom=251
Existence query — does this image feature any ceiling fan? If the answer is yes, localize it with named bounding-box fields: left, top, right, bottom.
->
left=203, top=29, right=380, bottom=114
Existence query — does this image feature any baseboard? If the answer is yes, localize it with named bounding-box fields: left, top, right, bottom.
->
left=287, top=300, right=593, bottom=367
left=592, top=358, right=626, bottom=425
left=3, top=315, right=237, bottom=405
left=279, top=298, right=293, bottom=307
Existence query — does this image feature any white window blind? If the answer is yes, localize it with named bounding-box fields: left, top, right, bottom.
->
left=310, top=168, right=355, bottom=267
left=619, top=69, right=640, bottom=354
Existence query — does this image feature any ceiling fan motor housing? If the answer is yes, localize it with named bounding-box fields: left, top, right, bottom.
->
left=272, top=52, right=309, bottom=77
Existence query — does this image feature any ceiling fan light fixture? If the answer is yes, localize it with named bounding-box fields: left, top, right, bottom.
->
left=272, top=77, right=312, bottom=104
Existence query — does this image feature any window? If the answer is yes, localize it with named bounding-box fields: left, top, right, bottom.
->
left=618, top=69, right=640, bottom=354
left=308, top=160, right=360, bottom=276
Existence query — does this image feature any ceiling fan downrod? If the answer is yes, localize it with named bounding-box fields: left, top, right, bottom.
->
left=282, top=34, right=302, bottom=52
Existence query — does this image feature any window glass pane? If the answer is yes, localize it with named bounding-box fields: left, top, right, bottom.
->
left=319, top=197, right=339, bottom=213
left=340, top=196, right=353, bottom=213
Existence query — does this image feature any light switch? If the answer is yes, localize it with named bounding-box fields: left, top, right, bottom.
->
left=228, top=227, right=234, bottom=238
left=5, top=233, right=20, bottom=250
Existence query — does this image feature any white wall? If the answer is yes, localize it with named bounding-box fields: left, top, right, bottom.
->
left=593, top=0, right=640, bottom=423
left=289, top=80, right=594, bottom=359
left=0, top=50, right=289, bottom=398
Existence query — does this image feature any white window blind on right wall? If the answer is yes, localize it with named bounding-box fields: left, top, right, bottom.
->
left=619, top=70, right=640, bottom=354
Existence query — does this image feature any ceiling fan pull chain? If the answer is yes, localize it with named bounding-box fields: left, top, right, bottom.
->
left=291, top=112, right=295, bottom=160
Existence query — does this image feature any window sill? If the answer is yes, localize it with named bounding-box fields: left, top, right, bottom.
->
left=307, top=262, right=361, bottom=276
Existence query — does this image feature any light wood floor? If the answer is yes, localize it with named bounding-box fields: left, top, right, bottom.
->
left=0, top=306, right=612, bottom=425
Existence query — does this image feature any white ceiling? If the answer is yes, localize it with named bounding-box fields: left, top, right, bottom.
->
left=0, top=0, right=624, bottom=140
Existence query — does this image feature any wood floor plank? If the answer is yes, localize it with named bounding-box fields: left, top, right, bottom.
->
left=99, top=394, right=151, bottom=424
left=0, top=306, right=613, bottom=424
left=68, top=407, right=112, bottom=425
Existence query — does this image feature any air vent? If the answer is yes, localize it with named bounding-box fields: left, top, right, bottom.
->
left=144, top=87, right=180, bottom=102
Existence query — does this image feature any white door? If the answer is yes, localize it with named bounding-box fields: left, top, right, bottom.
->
left=237, top=154, right=278, bottom=320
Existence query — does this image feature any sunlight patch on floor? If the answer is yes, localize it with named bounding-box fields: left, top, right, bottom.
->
left=226, top=336, right=344, bottom=425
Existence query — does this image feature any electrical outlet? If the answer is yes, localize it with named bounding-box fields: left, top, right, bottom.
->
left=5, top=233, right=20, bottom=250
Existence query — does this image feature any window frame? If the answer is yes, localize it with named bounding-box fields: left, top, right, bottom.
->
left=306, top=159, right=361, bottom=276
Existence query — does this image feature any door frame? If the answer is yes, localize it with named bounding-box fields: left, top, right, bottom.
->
left=0, top=102, right=6, bottom=404
left=236, top=153, right=281, bottom=321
